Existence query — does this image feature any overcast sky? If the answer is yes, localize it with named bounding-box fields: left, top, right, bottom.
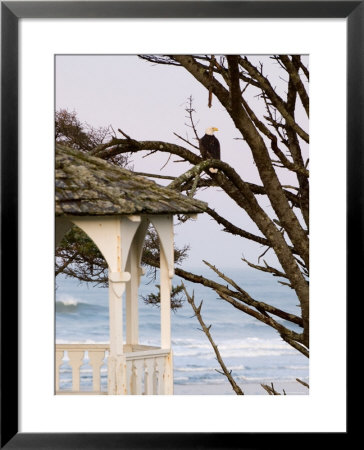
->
left=55, top=55, right=308, bottom=270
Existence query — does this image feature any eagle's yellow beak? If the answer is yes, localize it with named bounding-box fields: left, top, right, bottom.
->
left=213, top=127, right=219, bottom=132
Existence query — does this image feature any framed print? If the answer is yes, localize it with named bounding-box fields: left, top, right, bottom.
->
left=1, top=1, right=358, bottom=447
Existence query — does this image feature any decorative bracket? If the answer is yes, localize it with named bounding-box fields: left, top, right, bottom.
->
left=109, top=271, right=131, bottom=297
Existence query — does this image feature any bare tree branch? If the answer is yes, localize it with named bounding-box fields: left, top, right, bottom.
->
left=261, top=383, right=285, bottom=395
left=217, top=290, right=304, bottom=345
left=238, top=56, right=309, bottom=142
left=278, top=55, right=309, bottom=117
left=182, top=285, right=244, bottom=395
left=296, top=378, right=309, bottom=388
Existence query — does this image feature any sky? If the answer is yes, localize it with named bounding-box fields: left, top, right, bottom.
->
left=55, top=54, right=308, bottom=270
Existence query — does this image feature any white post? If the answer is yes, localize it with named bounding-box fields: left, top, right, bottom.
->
left=108, top=273, right=129, bottom=395
left=150, top=215, right=174, bottom=350
left=164, top=350, right=174, bottom=395
left=160, top=251, right=174, bottom=394
left=150, top=215, right=174, bottom=395
left=125, top=242, right=139, bottom=346
left=160, top=247, right=171, bottom=349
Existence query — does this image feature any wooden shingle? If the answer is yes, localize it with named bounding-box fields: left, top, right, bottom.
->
left=56, top=144, right=207, bottom=216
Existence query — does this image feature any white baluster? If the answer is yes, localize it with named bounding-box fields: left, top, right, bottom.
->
left=55, top=350, right=64, bottom=392
left=144, top=358, right=155, bottom=395
left=126, top=359, right=133, bottom=395
left=89, top=350, right=105, bottom=393
left=136, top=359, right=144, bottom=395
left=153, top=358, right=160, bottom=394
left=156, top=357, right=166, bottom=394
left=68, top=350, right=84, bottom=392
left=131, top=359, right=144, bottom=395
left=131, top=362, right=136, bottom=394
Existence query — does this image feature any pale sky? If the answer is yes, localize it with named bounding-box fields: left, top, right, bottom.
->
left=55, top=55, right=308, bottom=269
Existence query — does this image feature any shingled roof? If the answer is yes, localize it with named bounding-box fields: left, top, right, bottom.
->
left=55, top=144, right=208, bottom=216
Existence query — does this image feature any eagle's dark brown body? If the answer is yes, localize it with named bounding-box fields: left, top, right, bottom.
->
left=199, top=134, right=221, bottom=160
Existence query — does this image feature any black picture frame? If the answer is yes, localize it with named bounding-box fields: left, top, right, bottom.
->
left=1, top=1, right=356, bottom=448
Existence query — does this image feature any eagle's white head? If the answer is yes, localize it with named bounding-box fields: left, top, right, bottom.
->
left=205, top=126, right=219, bottom=135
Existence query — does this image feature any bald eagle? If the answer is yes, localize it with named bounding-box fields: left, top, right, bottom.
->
left=199, top=127, right=220, bottom=173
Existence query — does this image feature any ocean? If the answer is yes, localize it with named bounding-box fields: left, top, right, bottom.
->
left=55, top=266, right=309, bottom=394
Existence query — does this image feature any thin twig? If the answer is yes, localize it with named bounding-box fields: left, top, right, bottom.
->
left=142, top=150, right=158, bottom=158
left=160, top=153, right=172, bottom=170
left=258, top=246, right=271, bottom=263
left=173, top=132, right=199, bottom=150
left=185, top=95, right=200, bottom=141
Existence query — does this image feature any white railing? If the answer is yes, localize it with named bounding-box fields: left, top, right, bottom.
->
left=56, top=344, right=172, bottom=395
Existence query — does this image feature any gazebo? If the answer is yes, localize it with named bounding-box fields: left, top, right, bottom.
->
left=55, top=144, right=207, bottom=395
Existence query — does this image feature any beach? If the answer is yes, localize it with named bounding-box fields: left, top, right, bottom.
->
left=174, top=380, right=308, bottom=395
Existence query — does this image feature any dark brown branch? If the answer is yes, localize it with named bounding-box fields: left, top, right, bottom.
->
left=280, top=334, right=309, bottom=358
left=142, top=253, right=303, bottom=327
left=271, top=136, right=309, bottom=177
left=177, top=263, right=304, bottom=327
left=217, top=290, right=303, bottom=343
left=206, top=207, right=272, bottom=247
left=138, top=55, right=181, bottom=66
left=117, top=128, right=132, bottom=140
left=173, top=55, right=231, bottom=106
left=227, top=55, right=242, bottom=117
left=261, top=383, right=283, bottom=395
left=238, top=56, right=309, bottom=143
left=262, top=92, right=288, bottom=145
left=285, top=76, right=310, bottom=230
left=279, top=55, right=309, bottom=117
left=183, top=285, right=244, bottom=395
left=241, top=257, right=290, bottom=280
left=241, top=95, right=309, bottom=177
left=194, top=54, right=261, bottom=89
left=181, top=173, right=301, bottom=210
left=208, top=55, right=215, bottom=108
left=90, top=137, right=201, bottom=165
left=296, top=378, right=309, bottom=388
left=297, top=59, right=309, bottom=81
